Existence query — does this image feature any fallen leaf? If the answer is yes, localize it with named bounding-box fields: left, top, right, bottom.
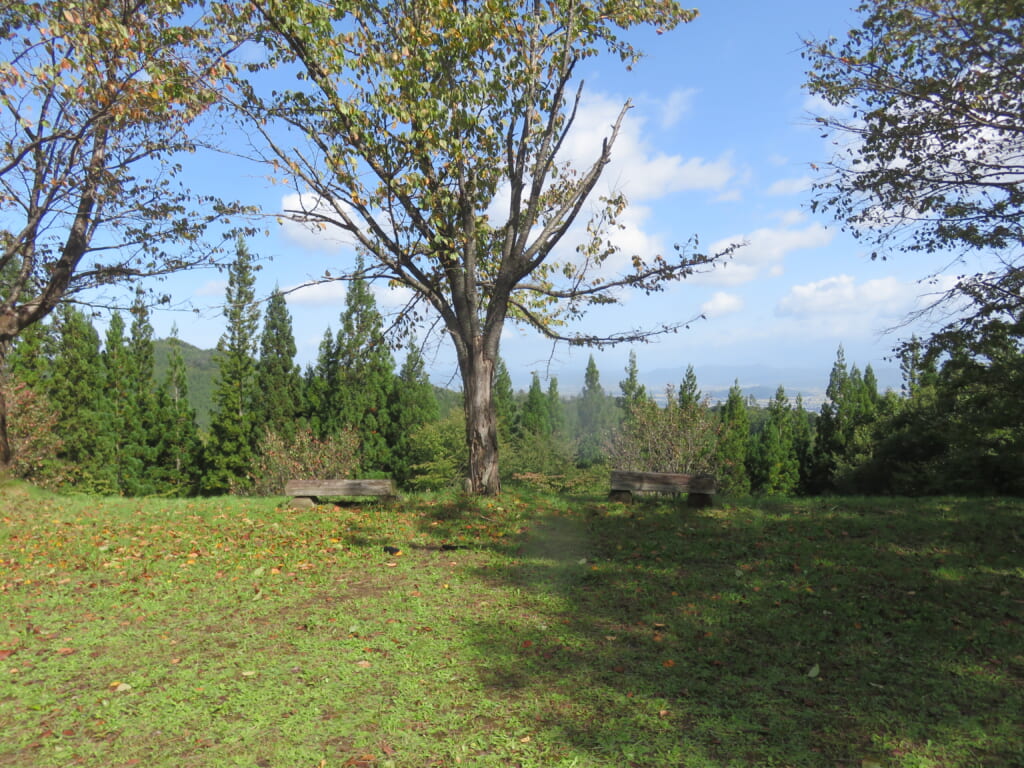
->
left=57, top=647, right=76, bottom=656
left=355, top=660, right=372, bottom=668
left=806, top=663, right=820, bottom=678
left=0, top=649, right=15, bottom=660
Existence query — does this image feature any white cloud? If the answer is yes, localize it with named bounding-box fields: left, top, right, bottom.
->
left=772, top=275, right=962, bottom=339
left=196, top=279, right=226, bottom=297
left=559, top=92, right=738, bottom=202
left=278, top=192, right=358, bottom=254
left=766, top=175, right=813, bottom=196
left=701, top=291, right=744, bottom=318
left=777, top=274, right=908, bottom=316
left=700, top=222, right=834, bottom=286
left=660, top=88, right=697, bottom=130
left=285, top=279, right=347, bottom=307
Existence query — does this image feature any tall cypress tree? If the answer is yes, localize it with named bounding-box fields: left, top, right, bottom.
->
left=203, top=239, right=261, bottom=494
left=334, top=265, right=395, bottom=472
left=388, top=338, right=439, bottom=486
left=304, top=328, right=340, bottom=438
left=50, top=306, right=116, bottom=491
left=717, top=380, right=750, bottom=495
left=678, top=364, right=701, bottom=409
left=519, top=372, right=552, bottom=437
left=547, top=377, right=565, bottom=437
left=122, top=293, right=162, bottom=495
left=617, top=350, right=648, bottom=411
left=493, top=357, right=516, bottom=444
left=749, top=386, right=800, bottom=496
left=152, top=328, right=203, bottom=495
left=255, top=288, right=302, bottom=438
left=577, top=355, right=611, bottom=466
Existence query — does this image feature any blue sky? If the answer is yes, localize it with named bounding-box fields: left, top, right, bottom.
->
left=148, top=1, right=972, bottom=397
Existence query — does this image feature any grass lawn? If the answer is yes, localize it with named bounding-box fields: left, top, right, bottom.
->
left=1, top=480, right=1021, bottom=767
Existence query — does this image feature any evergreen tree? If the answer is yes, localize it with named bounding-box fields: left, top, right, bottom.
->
left=519, top=372, right=552, bottom=437
left=813, top=347, right=882, bottom=492
left=493, top=357, right=516, bottom=444
left=121, top=293, right=162, bottom=495
left=255, top=288, right=302, bottom=438
left=577, top=355, right=612, bottom=466
left=749, top=386, right=800, bottom=495
left=203, top=239, right=261, bottom=494
left=388, top=338, right=439, bottom=487
left=152, top=328, right=203, bottom=495
left=678, top=364, right=701, bottom=409
left=617, top=350, right=648, bottom=411
left=546, top=377, right=565, bottom=437
left=304, top=328, right=340, bottom=438
left=102, top=311, right=135, bottom=492
left=6, top=320, right=53, bottom=390
left=792, top=394, right=815, bottom=494
left=717, top=380, right=750, bottom=495
left=334, top=265, right=395, bottom=472
left=49, top=307, right=116, bottom=491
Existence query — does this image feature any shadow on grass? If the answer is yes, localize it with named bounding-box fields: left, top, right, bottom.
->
left=453, top=491, right=1024, bottom=767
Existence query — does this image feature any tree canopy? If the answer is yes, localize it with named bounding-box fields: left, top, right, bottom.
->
left=229, top=0, right=724, bottom=493
left=0, top=0, right=250, bottom=463
left=804, top=0, right=1024, bottom=310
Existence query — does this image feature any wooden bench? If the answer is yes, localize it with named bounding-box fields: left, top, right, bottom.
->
left=284, top=479, right=396, bottom=508
left=609, top=470, right=717, bottom=508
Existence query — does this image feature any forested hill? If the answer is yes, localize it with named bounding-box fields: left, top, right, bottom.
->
left=153, top=339, right=218, bottom=430
left=151, top=339, right=465, bottom=431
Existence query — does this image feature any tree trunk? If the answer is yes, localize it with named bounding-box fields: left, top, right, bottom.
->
left=0, top=384, right=11, bottom=469
left=460, top=337, right=500, bottom=495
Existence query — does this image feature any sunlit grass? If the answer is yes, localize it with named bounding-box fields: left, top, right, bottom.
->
left=1, top=480, right=1022, bottom=767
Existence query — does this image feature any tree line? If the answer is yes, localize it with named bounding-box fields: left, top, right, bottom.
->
left=4, top=237, right=1019, bottom=497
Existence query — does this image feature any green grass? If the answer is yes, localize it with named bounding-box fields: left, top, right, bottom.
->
left=1, top=480, right=1021, bottom=767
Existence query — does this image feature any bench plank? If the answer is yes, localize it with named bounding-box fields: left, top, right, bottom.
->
left=610, top=470, right=716, bottom=508
left=610, top=471, right=716, bottom=494
left=285, top=479, right=394, bottom=498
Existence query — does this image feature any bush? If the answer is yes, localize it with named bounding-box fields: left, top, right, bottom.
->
left=404, top=413, right=466, bottom=491
left=2, top=382, right=68, bottom=487
left=249, top=426, right=360, bottom=496
left=608, top=398, right=720, bottom=475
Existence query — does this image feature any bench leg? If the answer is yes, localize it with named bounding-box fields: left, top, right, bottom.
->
left=687, top=493, right=713, bottom=509
left=290, top=496, right=317, bottom=509
left=608, top=490, right=633, bottom=503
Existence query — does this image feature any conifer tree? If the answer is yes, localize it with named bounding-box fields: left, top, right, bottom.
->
left=792, top=394, right=815, bottom=494
left=717, top=380, right=750, bottom=495
left=519, top=372, right=552, bottom=437
left=102, top=312, right=134, bottom=491
left=547, top=377, right=565, bottom=437
left=388, top=339, right=439, bottom=486
left=304, top=328, right=340, bottom=438
left=577, top=355, right=612, bottom=466
left=749, top=386, right=800, bottom=495
left=49, top=307, right=116, bottom=491
left=122, top=294, right=162, bottom=495
left=255, top=288, right=302, bottom=437
left=493, top=357, right=517, bottom=444
left=203, top=239, right=260, bottom=494
left=678, top=364, right=702, bottom=408
left=617, top=350, right=648, bottom=411
left=153, top=329, right=202, bottom=495
left=334, top=266, right=395, bottom=472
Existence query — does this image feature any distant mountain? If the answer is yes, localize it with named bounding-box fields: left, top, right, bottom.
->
left=153, top=339, right=218, bottom=429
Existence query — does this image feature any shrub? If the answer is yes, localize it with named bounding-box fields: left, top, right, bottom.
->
left=608, top=396, right=720, bottom=475
left=249, top=426, right=360, bottom=495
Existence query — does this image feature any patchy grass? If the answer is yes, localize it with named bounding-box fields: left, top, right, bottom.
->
left=1, top=480, right=1021, bottom=767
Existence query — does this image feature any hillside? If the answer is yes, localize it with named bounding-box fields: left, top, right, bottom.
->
left=152, top=339, right=218, bottom=430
